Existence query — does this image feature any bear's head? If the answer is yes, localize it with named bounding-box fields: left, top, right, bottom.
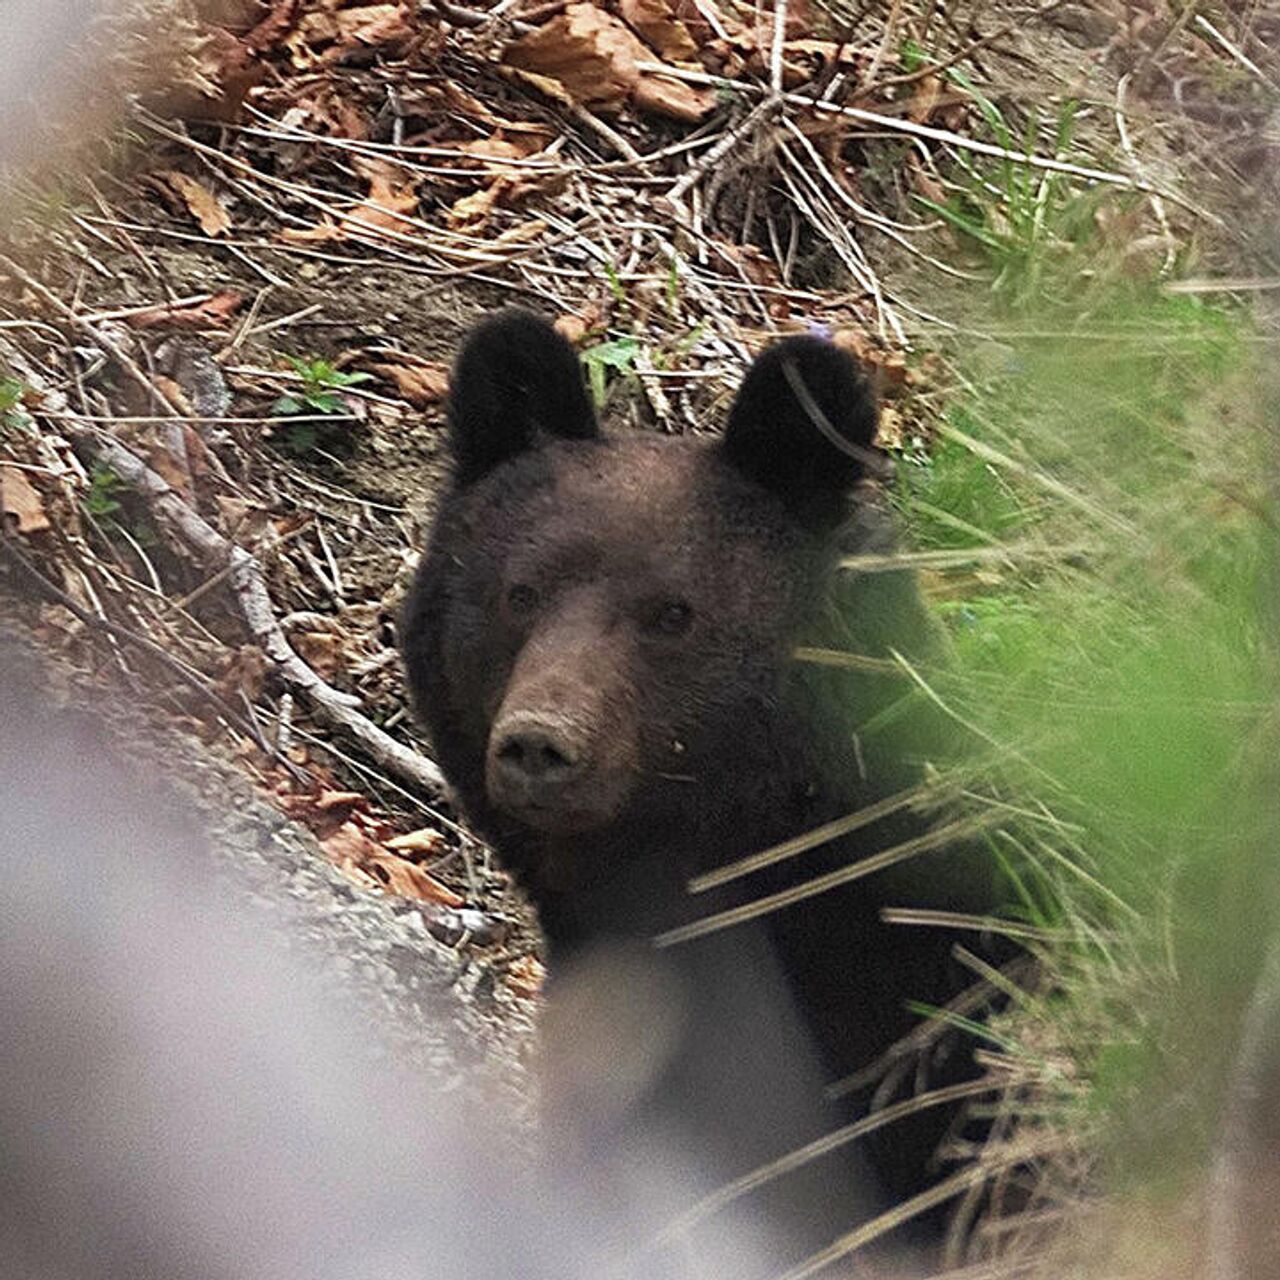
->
left=401, top=311, right=882, bottom=933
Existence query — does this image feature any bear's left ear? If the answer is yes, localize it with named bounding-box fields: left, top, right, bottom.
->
left=448, top=309, right=599, bottom=485
left=721, top=335, right=880, bottom=529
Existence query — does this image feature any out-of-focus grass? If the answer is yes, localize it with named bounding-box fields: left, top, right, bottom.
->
left=892, top=287, right=1277, bottom=1235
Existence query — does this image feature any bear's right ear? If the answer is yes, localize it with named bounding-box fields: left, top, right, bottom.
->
left=448, top=309, right=599, bottom=485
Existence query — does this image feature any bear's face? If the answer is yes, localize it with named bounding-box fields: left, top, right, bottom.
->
left=402, top=311, right=879, bottom=911
left=434, top=436, right=820, bottom=836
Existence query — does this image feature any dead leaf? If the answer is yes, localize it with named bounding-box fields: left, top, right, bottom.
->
left=323, top=821, right=463, bottom=905
left=371, top=854, right=463, bottom=905
left=283, top=170, right=418, bottom=244
left=147, top=426, right=196, bottom=497
left=506, top=955, right=547, bottom=998
left=554, top=314, right=588, bottom=344
left=832, top=329, right=909, bottom=397
left=456, top=123, right=553, bottom=163
left=322, top=820, right=384, bottom=866
left=371, top=360, right=449, bottom=407
left=904, top=73, right=944, bottom=125
left=386, top=827, right=449, bottom=856
left=445, top=183, right=502, bottom=230
left=149, top=27, right=265, bottom=121
left=619, top=0, right=698, bottom=60
left=245, top=0, right=302, bottom=51
left=287, top=3, right=415, bottom=65
left=445, top=168, right=565, bottom=231
left=906, top=159, right=946, bottom=208
left=503, top=3, right=714, bottom=122
left=344, top=172, right=419, bottom=237
left=366, top=851, right=464, bottom=906
left=0, top=465, right=50, bottom=534
left=215, top=645, right=269, bottom=704
left=315, top=790, right=369, bottom=814
left=152, top=171, right=232, bottom=238
left=127, top=291, right=245, bottom=331
left=709, top=240, right=781, bottom=287
left=495, top=218, right=549, bottom=247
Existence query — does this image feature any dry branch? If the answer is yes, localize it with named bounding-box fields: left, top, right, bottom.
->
left=0, top=333, right=449, bottom=804
left=86, top=431, right=450, bottom=801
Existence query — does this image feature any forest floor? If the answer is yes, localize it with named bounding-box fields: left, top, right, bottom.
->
left=1, top=0, right=1277, bottom=1274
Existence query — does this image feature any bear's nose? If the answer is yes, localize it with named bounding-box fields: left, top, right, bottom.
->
left=495, top=726, right=579, bottom=782
left=488, top=715, right=587, bottom=812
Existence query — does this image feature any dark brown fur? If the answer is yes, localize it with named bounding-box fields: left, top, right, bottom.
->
left=401, top=311, right=1005, bottom=1273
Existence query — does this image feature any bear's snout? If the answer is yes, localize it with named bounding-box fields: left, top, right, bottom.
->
left=486, top=701, right=636, bottom=834
left=491, top=712, right=585, bottom=793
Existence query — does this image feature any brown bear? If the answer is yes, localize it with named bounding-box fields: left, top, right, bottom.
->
left=401, top=310, right=1006, bottom=1275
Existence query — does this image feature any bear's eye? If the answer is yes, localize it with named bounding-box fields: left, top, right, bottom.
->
left=505, top=583, right=540, bottom=616
left=646, top=599, right=693, bottom=638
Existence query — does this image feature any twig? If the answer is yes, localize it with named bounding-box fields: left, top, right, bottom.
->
left=0, top=254, right=180, bottom=415
left=776, top=1134, right=1071, bottom=1278
left=1194, top=14, right=1280, bottom=93
left=770, top=0, right=789, bottom=96
left=82, top=428, right=450, bottom=800
left=0, top=528, right=270, bottom=753
left=632, top=61, right=1216, bottom=218
left=862, top=0, right=906, bottom=90
left=859, top=0, right=1069, bottom=96
left=0, top=332, right=448, bottom=801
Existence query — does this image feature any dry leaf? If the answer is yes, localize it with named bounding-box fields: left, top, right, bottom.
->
left=153, top=171, right=232, bottom=238
left=323, top=820, right=384, bottom=866
left=506, top=955, right=547, bottom=998
left=877, top=403, right=905, bottom=449
left=832, top=329, right=909, bottom=396
left=619, top=0, right=698, bottom=60
left=445, top=168, right=564, bottom=231
left=372, top=360, right=449, bottom=407
left=365, top=851, right=464, bottom=906
left=147, top=427, right=196, bottom=497
left=314, top=790, right=368, bottom=814
left=386, top=827, right=448, bottom=856
left=283, top=171, right=418, bottom=243
left=324, top=821, right=464, bottom=906
left=455, top=126, right=553, bottom=164
left=503, top=3, right=714, bottom=122
left=906, top=159, right=946, bottom=208
left=127, top=290, right=245, bottom=330
left=343, top=172, right=418, bottom=237
left=709, top=240, right=780, bottom=287
left=290, top=628, right=344, bottom=681
left=246, top=0, right=302, bottom=51
left=288, top=3, right=414, bottom=65
left=0, top=465, right=50, bottom=534
left=150, top=26, right=265, bottom=121
left=495, top=218, right=549, bottom=246
left=554, top=314, right=588, bottom=344
left=905, top=73, right=945, bottom=125
left=446, top=183, right=502, bottom=230
left=215, top=645, right=269, bottom=704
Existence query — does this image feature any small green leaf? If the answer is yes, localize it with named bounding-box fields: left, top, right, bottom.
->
left=304, top=391, right=347, bottom=415
left=328, top=369, right=373, bottom=388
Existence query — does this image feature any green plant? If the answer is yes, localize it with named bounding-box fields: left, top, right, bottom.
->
left=271, top=355, right=372, bottom=454
left=912, top=77, right=1111, bottom=305
left=891, top=292, right=1276, bottom=1216
left=0, top=374, right=33, bottom=434
left=581, top=336, right=640, bottom=409
left=82, top=463, right=123, bottom=519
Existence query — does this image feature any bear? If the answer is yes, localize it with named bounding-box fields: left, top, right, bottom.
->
left=400, top=310, right=1007, bottom=1276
